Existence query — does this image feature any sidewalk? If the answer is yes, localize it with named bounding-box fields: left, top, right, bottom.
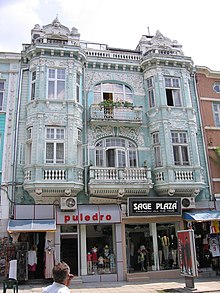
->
left=2, top=277, right=220, bottom=293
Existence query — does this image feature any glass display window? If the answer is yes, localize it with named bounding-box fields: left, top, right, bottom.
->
left=86, top=224, right=116, bottom=275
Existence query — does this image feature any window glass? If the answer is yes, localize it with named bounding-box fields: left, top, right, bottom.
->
left=95, top=138, right=137, bottom=167
left=172, top=131, right=189, bottom=165
left=86, top=225, right=116, bottom=275
left=213, top=103, right=220, bottom=127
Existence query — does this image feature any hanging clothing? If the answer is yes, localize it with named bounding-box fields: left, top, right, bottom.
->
left=28, top=250, right=37, bottom=272
left=45, top=247, right=55, bottom=279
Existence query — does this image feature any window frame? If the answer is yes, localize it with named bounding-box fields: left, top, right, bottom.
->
left=152, top=132, right=162, bottom=167
left=213, top=103, right=220, bottom=127
left=94, top=82, right=133, bottom=104
left=47, top=68, right=66, bottom=100
left=147, top=77, right=156, bottom=108
left=171, top=131, right=190, bottom=166
left=95, top=138, right=138, bottom=168
left=165, top=77, right=182, bottom=107
left=45, top=127, right=65, bottom=164
left=31, top=71, right=36, bottom=100
left=0, top=81, right=5, bottom=111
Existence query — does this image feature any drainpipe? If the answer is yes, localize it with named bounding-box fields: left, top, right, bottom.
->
left=192, top=71, right=214, bottom=206
left=11, top=65, right=29, bottom=208
left=82, top=64, right=88, bottom=196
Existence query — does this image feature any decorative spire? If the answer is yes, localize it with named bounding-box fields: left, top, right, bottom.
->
left=52, top=15, right=61, bottom=27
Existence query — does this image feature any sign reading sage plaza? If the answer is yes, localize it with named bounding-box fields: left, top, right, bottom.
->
left=128, top=197, right=181, bottom=217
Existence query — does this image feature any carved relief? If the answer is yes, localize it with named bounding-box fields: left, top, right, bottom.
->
left=85, top=71, right=144, bottom=95
left=118, top=127, right=144, bottom=146
left=45, top=114, right=67, bottom=125
left=88, top=126, right=114, bottom=144
left=168, top=120, right=188, bottom=129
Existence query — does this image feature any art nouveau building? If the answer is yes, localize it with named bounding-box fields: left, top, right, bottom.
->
left=1, top=17, right=212, bottom=282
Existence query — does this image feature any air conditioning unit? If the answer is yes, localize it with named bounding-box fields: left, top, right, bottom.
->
left=181, top=197, right=195, bottom=209
left=60, top=197, right=77, bottom=211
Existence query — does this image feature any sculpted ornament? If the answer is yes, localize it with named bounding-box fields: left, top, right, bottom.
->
left=85, top=71, right=144, bottom=95
left=118, top=127, right=144, bottom=146
left=88, top=126, right=114, bottom=144
left=45, top=114, right=67, bottom=125
left=168, top=120, right=188, bottom=130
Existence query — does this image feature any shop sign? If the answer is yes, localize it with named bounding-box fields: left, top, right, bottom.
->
left=56, top=205, right=121, bottom=224
left=128, top=197, right=181, bottom=216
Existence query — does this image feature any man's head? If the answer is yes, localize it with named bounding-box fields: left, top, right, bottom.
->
left=52, top=262, right=70, bottom=284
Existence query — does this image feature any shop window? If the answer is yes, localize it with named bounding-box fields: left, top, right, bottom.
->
left=95, top=137, right=137, bottom=168
left=165, top=77, right=182, bottom=107
left=86, top=225, right=116, bottom=275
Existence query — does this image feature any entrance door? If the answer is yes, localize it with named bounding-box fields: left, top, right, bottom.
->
left=61, top=235, right=78, bottom=276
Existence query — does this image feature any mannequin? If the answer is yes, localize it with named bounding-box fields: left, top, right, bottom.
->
left=138, top=245, right=147, bottom=272
left=104, top=245, right=110, bottom=271
left=87, top=252, right=93, bottom=274
left=130, top=240, right=135, bottom=269
left=98, top=255, right=104, bottom=273
left=170, top=234, right=178, bottom=267
left=91, top=246, right=98, bottom=272
left=162, top=234, right=170, bottom=266
left=109, top=253, right=115, bottom=272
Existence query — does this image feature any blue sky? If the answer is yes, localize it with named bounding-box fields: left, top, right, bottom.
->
left=0, top=0, right=220, bottom=70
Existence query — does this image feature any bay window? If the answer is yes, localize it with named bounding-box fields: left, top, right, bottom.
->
left=45, top=127, right=65, bottom=163
left=47, top=68, right=65, bottom=99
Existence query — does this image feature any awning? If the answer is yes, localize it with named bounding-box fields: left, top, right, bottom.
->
left=183, top=210, right=220, bottom=222
left=7, top=219, right=56, bottom=233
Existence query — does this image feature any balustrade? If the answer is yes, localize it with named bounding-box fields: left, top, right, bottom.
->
left=44, top=169, right=66, bottom=180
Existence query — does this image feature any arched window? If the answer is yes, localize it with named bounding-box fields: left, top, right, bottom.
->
left=95, top=138, right=137, bottom=168
left=94, top=82, right=132, bottom=104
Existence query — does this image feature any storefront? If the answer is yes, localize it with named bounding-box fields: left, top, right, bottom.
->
left=56, top=204, right=123, bottom=282
left=6, top=204, right=123, bottom=283
left=123, top=197, right=184, bottom=279
left=7, top=205, right=56, bottom=281
left=183, top=210, right=220, bottom=276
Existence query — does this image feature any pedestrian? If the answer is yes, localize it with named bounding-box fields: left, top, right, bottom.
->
left=42, top=261, right=74, bottom=293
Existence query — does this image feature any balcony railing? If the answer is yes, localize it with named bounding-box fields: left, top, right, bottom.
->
left=24, top=166, right=83, bottom=183
left=89, top=167, right=152, bottom=182
left=90, top=105, right=143, bottom=122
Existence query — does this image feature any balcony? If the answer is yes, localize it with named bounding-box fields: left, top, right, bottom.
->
left=88, top=167, right=153, bottom=202
left=90, top=104, right=143, bottom=125
left=153, top=166, right=205, bottom=196
left=23, top=165, right=84, bottom=202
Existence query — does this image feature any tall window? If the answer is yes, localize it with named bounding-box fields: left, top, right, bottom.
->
left=94, top=83, right=132, bottom=104
left=47, top=68, right=65, bottom=99
left=0, top=81, right=5, bottom=111
left=31, top=71, right=36, bottom=100
left=165, top=77, right=182, bottom=107
left=171, top=131, right=189, bottom=165
left=76, top=73, right=80, bottom=103
left=26, top=127, right=32, bottom=164
left=213, top=103, right=220, bottom=127
left=147, top=77, right=155, bottom=108
left=77, top=129, right=82, bottom=165
left=45, top=127, right=65, bottom=163
left=152, top=132, right=162, bottom=167
left=95, top=138, right=137, bottom=167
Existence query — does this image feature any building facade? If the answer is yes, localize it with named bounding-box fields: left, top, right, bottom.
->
left=1, top=18, right=213, bottom=282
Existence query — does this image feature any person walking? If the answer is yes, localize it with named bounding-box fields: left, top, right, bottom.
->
left=42, top=262, right=74, bottom=293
